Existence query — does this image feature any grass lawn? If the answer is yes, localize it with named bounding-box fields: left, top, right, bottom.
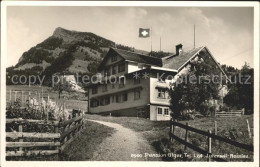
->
left=85, top=114, right=254, bottom=162
left=60, top=121, right=115, bottom=160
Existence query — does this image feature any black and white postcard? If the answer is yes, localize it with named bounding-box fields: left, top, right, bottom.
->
left=0, top=1, right=259, bottom=167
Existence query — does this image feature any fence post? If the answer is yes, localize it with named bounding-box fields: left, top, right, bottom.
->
left=54, top=123, right=60, bottom=157
left=18, top=124, right=23, bottom=151
left=184, top=122, right=189, bottom=150
left=208, top=130, right=212, bottom=162
left=21, top=91, right=24, bottom=107
left=47, top=95, right=49, bottom=122
left=63, top=97, right=65, bottom=120
left=214, top=121, right=217, bottom=135
left=29, top=91, right=31, bottom=106
left=170, top=118, right=175, bottom=142
left=247, top=119, right=252, bottom=139
left=9, top=89, right=12, bottom=104
left=14, top=91, right=17, bottom=102
left=38, top=91, right=41, bottom=107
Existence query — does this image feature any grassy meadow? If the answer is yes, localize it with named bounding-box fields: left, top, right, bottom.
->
left=85, top=114, right=254, bottom=161
left=59, top=121, right=115, bottom=160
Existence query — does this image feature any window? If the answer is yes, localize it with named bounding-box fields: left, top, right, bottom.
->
left=100, top=98, right=104, bottom=106
left=138, top=63, right=144, bottom=69
left=158, top=107, right=163, bottom=115
left=119, top=77, right=125, bottom=88
left=111, top=78, right=116, bottom=89
left=111, top=95, right=115, bottom=103
left=118, top=63, right=125, bottom=72
left=134, top=78, right=141, bottom=84
left=116, top=93, right=128, bottom=103
left=122, top=93, right=127, bottom=101
left=112, top=66, right=117, bottom=74
left=91, top=99, right=99, bottom=108
left=134, top=90, right=141, bottom=100
left=116, top=95, right=120, bottom=103
left=164, top=108, right=169, bottom=115
left=104, top=68, right=110, bottom=76
left=158, top=89, right=166, bottom=98
left=92, top=86, right=98, bottom=94
left=102, top=85, right=108, bottom=92
left=111, top=55, right=117, bottom=62
left=104, top=97, right=110, bottom=105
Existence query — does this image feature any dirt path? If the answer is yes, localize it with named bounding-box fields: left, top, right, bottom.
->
left=87, top=119, right=161, bottom=161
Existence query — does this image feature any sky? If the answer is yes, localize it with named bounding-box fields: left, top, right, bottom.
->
left=6, top=6, right=254, bottom=69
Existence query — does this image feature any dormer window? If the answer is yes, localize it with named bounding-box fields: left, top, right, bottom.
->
left=118, top=63, right=125, bottom=73
left=111, top=55, right=117, bottom=62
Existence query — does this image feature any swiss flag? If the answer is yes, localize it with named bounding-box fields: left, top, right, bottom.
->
left=139, top=28, right=150, bottom=38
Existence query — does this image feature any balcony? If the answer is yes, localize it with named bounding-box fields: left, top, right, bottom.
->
left=156, top=81, right=168, bottom=89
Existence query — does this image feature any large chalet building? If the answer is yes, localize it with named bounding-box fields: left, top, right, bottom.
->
left=87, top=44, right=228, bottom=121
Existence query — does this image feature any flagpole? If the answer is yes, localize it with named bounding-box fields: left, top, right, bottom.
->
left=194, top=24, right=195, bottom=49
left=160, top=37, right=162, bottom=52
left=150, top=27, right=152, bottom=56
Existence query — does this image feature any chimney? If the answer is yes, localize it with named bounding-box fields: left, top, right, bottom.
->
left=176, top=44, right=183, bottom=55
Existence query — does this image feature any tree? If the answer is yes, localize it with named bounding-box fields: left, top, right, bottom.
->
left=223, top=62, right=254, bottom=114
left=169, top=54, right=223, bottom=119
left=52, top=74, right=74, bottom=99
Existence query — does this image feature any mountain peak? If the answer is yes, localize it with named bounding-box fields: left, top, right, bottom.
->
left=53, top=27, right=71, bottom=37
left=52, top=27, right=88, bottom=43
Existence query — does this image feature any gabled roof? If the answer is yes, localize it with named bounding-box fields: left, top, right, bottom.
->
left=98, top=48, right=162, bottom=70
left=113, top=48, right=162, bottom=66
left=162, top=46, right=229, bottom=80
left=162, top=46, right=204, bottom=70
left=98, top=47, right=228, bottom=79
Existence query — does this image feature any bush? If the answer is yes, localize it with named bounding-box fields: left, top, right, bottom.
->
left=198, top=103, right=210, bottom=116
left=219, top=105, right=229, bottom=112
left=191, top=138, right=200, bottom=147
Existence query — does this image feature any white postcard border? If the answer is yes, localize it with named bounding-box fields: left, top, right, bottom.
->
left=1, top=1, right=259, bottom=167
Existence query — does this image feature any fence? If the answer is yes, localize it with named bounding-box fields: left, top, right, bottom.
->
left=169, top=119, right=253, bottom=162
left=215, top=109, right=244, bottom=117
left=60, top=114, right=84, bottom=151
left=6, top=114, right=84, bottom=157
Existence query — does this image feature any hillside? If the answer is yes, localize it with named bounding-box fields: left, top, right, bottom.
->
left=6, top=27, right=171, bottom=86
left=16, top=27, right=114, bottom=73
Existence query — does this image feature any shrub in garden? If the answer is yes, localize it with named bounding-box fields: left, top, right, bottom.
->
left=219, top=105, right=229, bottom=112
left=198, top=103, right=210, bottom=116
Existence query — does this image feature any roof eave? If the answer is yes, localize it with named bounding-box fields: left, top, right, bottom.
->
left=177, top=46, right=205, bottom=72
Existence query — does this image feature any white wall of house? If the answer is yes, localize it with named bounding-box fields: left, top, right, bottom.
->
left=127, top=62, right=142, bottom=73
left=149, top=77, right=171, bottom=106
left=149, top=105, right=171, bottom=121
left=149, top=73, right=174, bottom=121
